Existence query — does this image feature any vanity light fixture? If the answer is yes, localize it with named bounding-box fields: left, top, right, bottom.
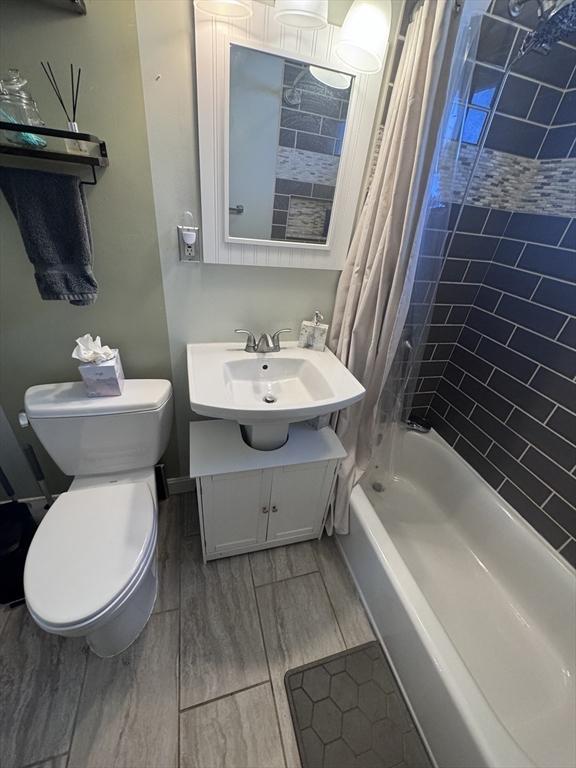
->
left=193, top=0, right=252, bottom=18
left=335, top=0, right=391, bottom=74
left=274, top=0, right=328, bottom=29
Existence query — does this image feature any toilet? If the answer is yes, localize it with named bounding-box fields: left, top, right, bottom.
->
left=22, top=379, right=173, bottom=657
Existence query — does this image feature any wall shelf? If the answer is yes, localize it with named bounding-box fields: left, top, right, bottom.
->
left=0, top=122, right=108, bottom=184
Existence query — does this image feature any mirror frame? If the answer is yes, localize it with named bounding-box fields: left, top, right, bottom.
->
left=194, top=2, right=385, bottom=270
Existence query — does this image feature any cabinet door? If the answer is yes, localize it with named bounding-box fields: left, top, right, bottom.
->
left=266, top=461, right=335, bottom=543
left=201, top=470, right=271, bottom=556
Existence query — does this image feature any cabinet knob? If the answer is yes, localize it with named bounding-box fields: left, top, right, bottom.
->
left=262, top=506, right=269, bottom=515
left=272, top=505, right=278, bottom=513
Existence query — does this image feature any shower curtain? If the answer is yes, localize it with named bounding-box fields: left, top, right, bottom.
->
left=329, top=0, right=485, bottom=534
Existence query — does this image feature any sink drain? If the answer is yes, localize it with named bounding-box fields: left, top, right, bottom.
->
left=263, top=394, right=277, bottom=404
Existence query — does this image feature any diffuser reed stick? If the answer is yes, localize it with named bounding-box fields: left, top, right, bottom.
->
left=70, top=64, right=82, bottom=123
left=41, top=61, right=71, bottom=122
left=41, top=61, right=83, bottom=125
left=41, top=61, right=87, bottom=154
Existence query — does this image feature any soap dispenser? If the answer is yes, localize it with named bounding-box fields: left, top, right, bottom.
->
left=298, top=310, right=329, bottom=351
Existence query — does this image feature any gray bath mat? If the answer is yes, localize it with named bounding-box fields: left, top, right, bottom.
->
left=284, top=641, right=432, bottom=768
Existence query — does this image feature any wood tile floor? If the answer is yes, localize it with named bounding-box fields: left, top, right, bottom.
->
left=0, top=492, right=381, bottom=768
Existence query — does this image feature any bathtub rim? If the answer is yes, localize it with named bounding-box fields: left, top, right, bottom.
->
left=342, top=478, right=556, bottom=766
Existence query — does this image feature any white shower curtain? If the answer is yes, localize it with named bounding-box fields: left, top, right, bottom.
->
left=329, top=0, right=477, bottom=534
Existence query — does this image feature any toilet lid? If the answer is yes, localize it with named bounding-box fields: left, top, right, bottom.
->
left=24, top=482, right=155, bottom=627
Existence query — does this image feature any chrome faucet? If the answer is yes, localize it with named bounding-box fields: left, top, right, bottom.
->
left=235, top=328, right=292, bottom=353
left=256, top=333, right=274, bottom=353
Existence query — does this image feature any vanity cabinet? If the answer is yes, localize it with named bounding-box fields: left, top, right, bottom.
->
left=189, top=420, right=345, bottom=561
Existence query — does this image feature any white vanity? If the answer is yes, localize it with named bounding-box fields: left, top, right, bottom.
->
left=187, top=341, right=364, bottom=561
left=190, top=420, right=345, bottom=560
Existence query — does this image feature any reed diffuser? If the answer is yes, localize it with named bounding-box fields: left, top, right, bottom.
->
left=41, top=61, right=87, bottom=155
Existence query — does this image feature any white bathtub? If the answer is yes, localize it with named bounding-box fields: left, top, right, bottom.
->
left=338, top=428, right=576, bottom=768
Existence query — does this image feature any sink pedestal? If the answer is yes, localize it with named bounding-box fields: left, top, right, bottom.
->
left=241, top=422, right=289, bottom=451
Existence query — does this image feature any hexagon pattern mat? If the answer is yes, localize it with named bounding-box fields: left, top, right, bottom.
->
left=285, top=641, right=433, bottom=768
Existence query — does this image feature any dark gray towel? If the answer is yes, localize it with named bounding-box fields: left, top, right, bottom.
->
left=0, top=167, right=98, bottom=305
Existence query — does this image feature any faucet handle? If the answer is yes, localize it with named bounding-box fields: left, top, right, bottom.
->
left=235, top=329, right=257, bottom=352
left=271, top=328, right=292, bottom=351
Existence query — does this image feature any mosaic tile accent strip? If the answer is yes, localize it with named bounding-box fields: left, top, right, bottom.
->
left=285, top=642, right=432, bottom=768
left=285, top=197, right=332, bottom=241
left=440, top=144, right=576, bottom=216
left=276, top=147, right=340, bottom=186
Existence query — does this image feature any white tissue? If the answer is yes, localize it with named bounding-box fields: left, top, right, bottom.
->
left=72, top=333, right=115, bottom=364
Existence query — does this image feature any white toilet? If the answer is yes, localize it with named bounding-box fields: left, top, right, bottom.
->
left=22, top=379, right=173, bottom=657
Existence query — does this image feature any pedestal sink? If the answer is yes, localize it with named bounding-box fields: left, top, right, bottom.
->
left=187, top=342, right=365, bottom=450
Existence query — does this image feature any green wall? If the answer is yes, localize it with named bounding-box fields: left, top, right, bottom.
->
left=0, top=0, right=177, bottom=493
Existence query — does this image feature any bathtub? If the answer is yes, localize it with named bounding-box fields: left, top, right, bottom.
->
left=338, top=428, right=576, bottom=768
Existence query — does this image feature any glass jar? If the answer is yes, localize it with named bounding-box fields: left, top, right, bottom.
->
left=0, top=68, right=46, bottom=147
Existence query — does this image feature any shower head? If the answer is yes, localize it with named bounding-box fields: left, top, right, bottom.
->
left=510, top=0, right=576, bottom=58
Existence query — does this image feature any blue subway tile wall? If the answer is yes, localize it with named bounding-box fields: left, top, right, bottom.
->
left=408, top=1, right=576, bottom=566
left=416, top=205, right=576, bottom=564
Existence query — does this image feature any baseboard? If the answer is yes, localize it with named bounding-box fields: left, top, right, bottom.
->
left=167, top=476, right=196, bottom=494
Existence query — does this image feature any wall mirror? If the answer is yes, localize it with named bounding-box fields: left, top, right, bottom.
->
left=194, top=1, right=385, bottom=270
left=228, top=44, right=354, bottom=246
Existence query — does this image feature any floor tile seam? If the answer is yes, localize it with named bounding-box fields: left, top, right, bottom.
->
left=178, top=502, right=185, bottom=768
left=249, top=557, right=289, bottom=768
left=310, top=543, right=352, bottom=650
left=250, top=561, right=320, bottom=589
left=64, top=642, right=90, bottom=768
left=21, top=753, right=69, bottom=768
left=178, top=679, right=275, bottom=716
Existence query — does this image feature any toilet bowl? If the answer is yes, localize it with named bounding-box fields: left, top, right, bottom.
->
left=23, top=379, right=173, bottom=656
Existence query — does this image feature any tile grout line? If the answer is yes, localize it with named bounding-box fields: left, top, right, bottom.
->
left=177, top=499, right=183, bottom=768
left=430, top=394, right=576, bottom=530
left=452, top=339, right=575, bottom=397
left=178, top=680, right=274, bottom=716
left=439, top=364, right=576, bottom=488
left=311, top=541, right=358, bottom=652
left=250, top=562, right=319, bottom=589
left=544, top=403, right=559, bottom=427
left=248, top=556, right=288, bottom=768
left=431, top=404, right=574, bottom=546
left=22, top=754, right=69, bottom=768
left=431, top=287, right=575, bottom=322
left=468, top=322, right=576, bottom=379
left=555, top=315, right=571, bottom=343
left=558, top=537, right=576, bottom=554
left=64, top=641, right=90, bottom=768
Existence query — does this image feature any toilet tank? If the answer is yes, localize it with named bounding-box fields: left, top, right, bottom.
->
left=25, top=380, right=173, bottom=476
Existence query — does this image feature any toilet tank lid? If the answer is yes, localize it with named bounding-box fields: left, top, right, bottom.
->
left=25, top=379, right=172, bottom=418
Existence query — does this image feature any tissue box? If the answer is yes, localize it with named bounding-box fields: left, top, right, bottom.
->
left=78, top=350, right=125, bottom=397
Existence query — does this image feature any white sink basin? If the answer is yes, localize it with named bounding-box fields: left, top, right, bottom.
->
left=187, top=342, right=365, bottom=449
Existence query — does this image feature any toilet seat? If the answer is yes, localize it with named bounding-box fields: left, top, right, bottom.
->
left=24, top=481, right=156, bottom=629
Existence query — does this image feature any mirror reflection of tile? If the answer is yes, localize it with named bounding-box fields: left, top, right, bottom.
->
left=272, top=61, right=351, bottom=243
